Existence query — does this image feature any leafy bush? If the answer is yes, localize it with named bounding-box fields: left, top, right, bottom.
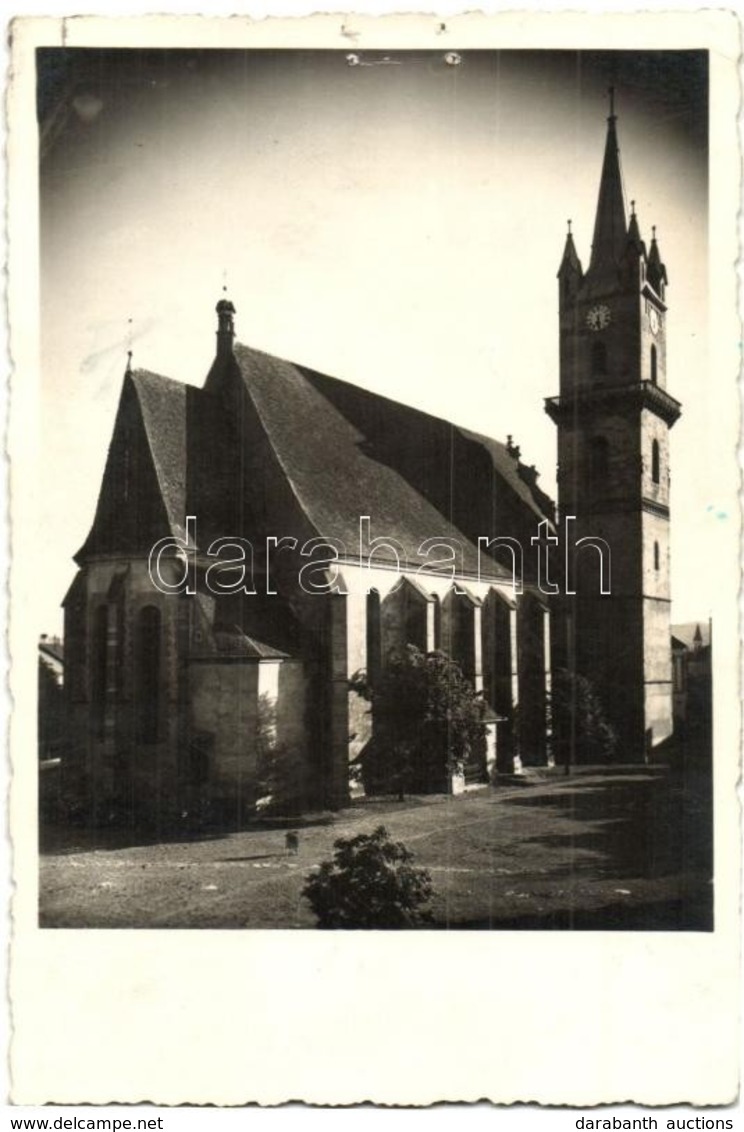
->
left=549, top=668, right=617, bottom=765
left=360, top=645, right=487, bottom=796
left=255, top=694, right=309, bottom=815
left=303, top=825, right=434, bottom=928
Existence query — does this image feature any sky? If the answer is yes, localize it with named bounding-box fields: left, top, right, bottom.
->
left=38, top=47, right=710, bottom=633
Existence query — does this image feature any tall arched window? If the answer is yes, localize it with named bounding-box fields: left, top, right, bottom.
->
left=91, top=605, right=108, bottom=740
left=654, top=541, right=660, bottom=571
left=652, top=439, right=661, bottom=485
left=589, top=436, right=609, bottom=482
left=366, top=590, right=382, bottom=687
left=650, top=344, right=658, bottom=385
left=591, top=340, right=608, bottom=375
left=136, top=605, right=161, bottom=744
left=432, top=594, right=442, bottom=651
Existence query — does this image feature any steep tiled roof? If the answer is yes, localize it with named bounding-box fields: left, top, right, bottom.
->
left=232, top=344, right=511, bottom=579
left=299, top=366, right=554, bottom=526
left=130, top=370, right=189, bottom=543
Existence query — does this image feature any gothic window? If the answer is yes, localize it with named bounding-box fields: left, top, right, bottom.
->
left=591, top=340, right=608, bottom=375
left=446, top=591, right=476, bottom=683
left=136, top=605, right=161, bottom=744
left=652, top=439, right=661, bottom=485
left=654, top=541, right=660, bottom=571
left=91, top=605, right=108, bottom=740
left=432, top=594, right=442, bottom=651
left=589, top=436, right=609, bottom=483
left=404, top=587, right=428, bottom=652
left=650, top=344, right=658, bottom=385
left=366, top=590, right=381, bottom=686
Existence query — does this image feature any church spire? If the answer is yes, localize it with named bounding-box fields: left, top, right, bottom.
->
left=558, top=219, right=583, bottom=278
left=587, top=89, right=628, bottom=278
left=646, top=225, right=668, bottom=297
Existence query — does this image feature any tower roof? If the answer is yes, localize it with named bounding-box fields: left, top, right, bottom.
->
left=588, top=99, right=628, bottom=279
left=557, top=224, right=583, bottom=278
left=626, top=201, right=646, bottom=258
left=646, top=227, right=669, bottom=294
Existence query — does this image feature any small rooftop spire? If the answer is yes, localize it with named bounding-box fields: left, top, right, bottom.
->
left=608, top=85, right=616, bottom=119
left=215, top=292, right=236, bottom=357
left=125, top=318, right=133, bottom=374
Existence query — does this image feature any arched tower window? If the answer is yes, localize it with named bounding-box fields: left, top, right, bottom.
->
left=652, top=439, right=661, bottom=485
left=650, top=344, right=658, bottom=385
left=591, top=340, right=608, bottom=376
left=654, top=541, right=660, bottom=571
left=366, top=590, right=382, bottom=687
left=136, top=605, right=161, bottom=744
left=589, top=436, right=609, bottom=482
left=91, top=605, right=108, bottom=740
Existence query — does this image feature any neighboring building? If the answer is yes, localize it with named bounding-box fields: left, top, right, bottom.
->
left=38, top=635, right=64, bottom=761
left=545, top=95, right=681, bottom=757
left=672, top=622, right=712, bottom=743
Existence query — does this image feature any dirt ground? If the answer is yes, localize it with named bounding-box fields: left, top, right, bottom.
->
left=39, top=764, right=713, bottom=930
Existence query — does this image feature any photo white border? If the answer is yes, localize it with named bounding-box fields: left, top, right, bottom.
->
left=6, top=10, right=741, bottom=1106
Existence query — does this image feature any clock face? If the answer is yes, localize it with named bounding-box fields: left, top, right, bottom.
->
left=586, top=304, right=611, bottom=331
left=649, top=308, right=660, bottom=335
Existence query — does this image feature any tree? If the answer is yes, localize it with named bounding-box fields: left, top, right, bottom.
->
left=548, top=668, right=617, bottom=767
left=255, top=694, right=309, bottom=815
left=360, top=645, right=487, bottom=796
left=303, top=825, right=434, bottom=928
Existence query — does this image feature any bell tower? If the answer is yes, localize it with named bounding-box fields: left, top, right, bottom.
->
left=545, top=93, right=682, bottom=757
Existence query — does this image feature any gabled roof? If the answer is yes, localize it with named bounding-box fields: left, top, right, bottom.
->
left=76, top=368, right=188, bottom=562
left=129, top=369, right=189, bottom=544
left=672, top=622, right=711, bottom=651
left=231, top=343, right=513, bottom=579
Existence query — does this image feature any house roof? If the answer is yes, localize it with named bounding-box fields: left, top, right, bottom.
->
left=39, top=637, right=64, bottom=664
left=671, top=622, right=712, bottom=651
left=232, top=343, right=514, bottom=580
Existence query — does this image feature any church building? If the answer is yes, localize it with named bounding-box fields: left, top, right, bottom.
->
left=60, top=100, right=677, bottom=820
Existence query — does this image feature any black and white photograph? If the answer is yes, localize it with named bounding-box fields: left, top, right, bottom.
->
left=8, top=11, right=741, bottom=1107
left=35, top=42, right=716, bottom=932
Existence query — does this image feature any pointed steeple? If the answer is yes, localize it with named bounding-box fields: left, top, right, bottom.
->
left=558, top=219, right=583, bottom=278
left=588, top=89, right=628, bottom=278
left=646, top=226, right=668, bottom=296
left=626, top=200, right=646, bottom=257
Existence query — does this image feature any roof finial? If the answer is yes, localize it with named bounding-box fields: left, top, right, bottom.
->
left=652, top=224, right=657, bottom=240
left=608, top=85, right=615, bottom=119
left=567, top=219, right=572, bottom=235
left=630, top=199, right=636, bottom=216
left=125, top=318, right=133, bottom=373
